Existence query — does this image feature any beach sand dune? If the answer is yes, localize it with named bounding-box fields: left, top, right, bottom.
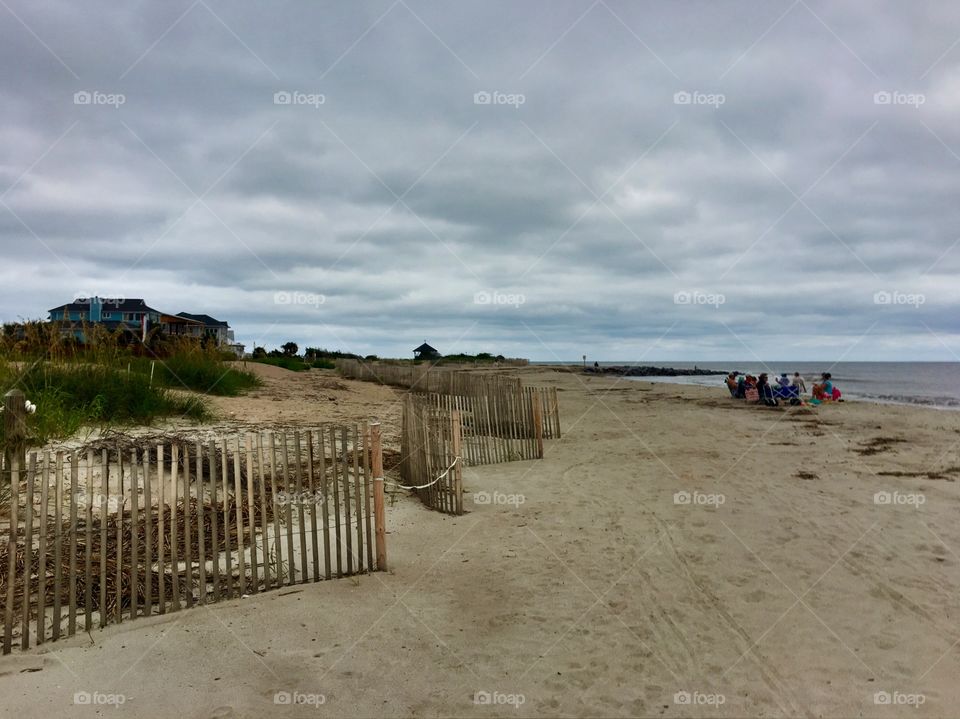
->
left=2, top=368, right=958, bottom=717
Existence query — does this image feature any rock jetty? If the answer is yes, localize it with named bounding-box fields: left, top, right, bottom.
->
left=584, top=365, right=729, bottom=377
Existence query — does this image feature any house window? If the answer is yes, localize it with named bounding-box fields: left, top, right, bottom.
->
left=124, top=313, right=140, bottom=321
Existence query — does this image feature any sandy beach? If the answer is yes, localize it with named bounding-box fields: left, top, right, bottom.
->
left=2, top=366, right=959, bottom=718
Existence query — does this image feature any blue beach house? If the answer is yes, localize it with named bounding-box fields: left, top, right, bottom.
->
left=48, top=297, right=203, bottom=342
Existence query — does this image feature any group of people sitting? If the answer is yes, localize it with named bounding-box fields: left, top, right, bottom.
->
left=725, top=371, right=841, bottom=406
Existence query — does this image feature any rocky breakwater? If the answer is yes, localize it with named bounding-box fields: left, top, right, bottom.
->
left=584, top=365, right=730, bottom=377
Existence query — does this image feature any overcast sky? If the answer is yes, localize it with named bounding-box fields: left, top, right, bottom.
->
left=2, top=1, right=959, bottom=361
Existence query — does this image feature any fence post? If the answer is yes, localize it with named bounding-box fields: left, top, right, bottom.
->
left=532, top=392, right=544, bottom=459
left=371, top=422, right=387, bottom=571
left=3, top=389, right=27, bottom=486
left=450, top=410, right=463, bottom=515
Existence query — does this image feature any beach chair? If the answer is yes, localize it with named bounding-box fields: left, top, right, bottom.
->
left=774, top=384, right=802, bottom=405
left=759, top=383, right=778, bottom=406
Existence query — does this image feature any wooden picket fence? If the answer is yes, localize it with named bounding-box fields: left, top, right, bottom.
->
left=400, top=399, right=464, bottom=515
left=0, top=422, right=386, bottom=654
left=336, top=360, right=561, bottom=440
left=397, top=385, right=556, bottom=516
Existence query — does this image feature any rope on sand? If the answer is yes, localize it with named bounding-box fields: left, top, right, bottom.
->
left=382, top=456, right=461, bottom=491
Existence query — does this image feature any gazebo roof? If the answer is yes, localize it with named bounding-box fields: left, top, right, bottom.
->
left=414, top=342, right=437, bottom=353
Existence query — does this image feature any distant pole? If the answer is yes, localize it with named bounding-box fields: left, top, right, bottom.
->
left=371, top=423, right=387, bottom=571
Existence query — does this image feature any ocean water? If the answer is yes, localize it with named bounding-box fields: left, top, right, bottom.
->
left=563, top=362, right=960, bottom=409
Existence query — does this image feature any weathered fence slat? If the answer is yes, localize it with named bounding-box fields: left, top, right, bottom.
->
left=319, top=430, right=332, bottom=580
left=221, top=437, right=232, bottom=599
left=256, top=434, right=270, bottom=590
left=4, top=456, right=19, bottom=655
left=143, top=447, right=153, bottom=617
left=170, top=444, right=180, bottom=612
left=157, top=444, right=166, bottom=614
left=294, top=431, right=307, bottom=584
left=233, top=436, right=246, bottom=596
left=52, top=451, right=64, bottom=640
left=330, top=426, right=342, bottom=577
left=306, top=431, right=319, bottom=581
left=245, top=435, right=258, bottom=595
left=197, top=441, right=207, bottom=604
left=281, top=433, right=295, bottom=586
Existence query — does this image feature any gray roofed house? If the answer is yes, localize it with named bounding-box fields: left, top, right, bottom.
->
left=413, top=342, right=440, bottom=360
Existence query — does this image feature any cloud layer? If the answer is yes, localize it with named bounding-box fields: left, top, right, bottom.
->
left=2, top=0, right=960, bottom=360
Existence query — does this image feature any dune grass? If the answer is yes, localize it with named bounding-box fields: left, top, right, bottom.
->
left=0, top=327, right=262, bottom=446
left=1, top=360, right=209, bottom=447
left=129, top=350, right=261, bottom=396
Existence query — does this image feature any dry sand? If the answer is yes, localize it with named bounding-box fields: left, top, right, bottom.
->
left=2, top=366, right=959, bottom=718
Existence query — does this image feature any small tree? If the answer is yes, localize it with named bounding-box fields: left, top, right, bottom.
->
left=281, top=341, right=299, bottom=357
left=252, top=346, right=267, bottom=358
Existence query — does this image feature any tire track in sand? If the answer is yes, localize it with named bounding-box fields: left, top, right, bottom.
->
left=653, top=516, right=811, bottom=718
